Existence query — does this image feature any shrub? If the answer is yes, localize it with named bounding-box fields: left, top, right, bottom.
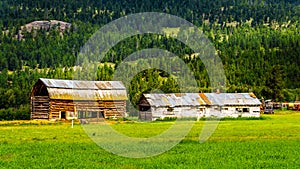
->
left=155, top=117, right=177, bottom=121
left=0, top=105, right=30, bottom=120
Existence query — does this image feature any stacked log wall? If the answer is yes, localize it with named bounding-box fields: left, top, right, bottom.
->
left=49, top=100, right=126, bottom=119
left=31, top=96, right=50, bottom=119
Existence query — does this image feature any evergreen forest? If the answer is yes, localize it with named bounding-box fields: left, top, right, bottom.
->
left=0, top=0, right=300, bottom=119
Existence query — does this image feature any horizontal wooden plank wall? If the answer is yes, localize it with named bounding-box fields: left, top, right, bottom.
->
left=103, top=101, right=126, bottom=118
left=139, top=111, right=152, bottom=121
left=31, top=96, right=50, bottom=119
left=49, top=100, right=126, bottom=119
left=49, top=100, right=75, bottom=119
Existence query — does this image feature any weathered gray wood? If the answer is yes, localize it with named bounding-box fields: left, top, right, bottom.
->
left=30, top=79, right=127, bottom=121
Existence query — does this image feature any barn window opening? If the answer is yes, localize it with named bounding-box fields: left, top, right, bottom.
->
left=78, top=111, right=84, bottom=119
left=243, top=108, right=249, bottom=112
left=78, top=111, right=98, bottom=118
left=167, top=107, right=174, bottom=112
left=214, top=107, right=221, bottom=111
left=86, top=112, right=93, bottom=118
left=140, top=106, right=150, bottom=111
left=91, top=112, right=97, bottom=118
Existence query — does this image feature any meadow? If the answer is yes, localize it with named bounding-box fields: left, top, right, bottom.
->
left=1, top=111, right=300, bottom=168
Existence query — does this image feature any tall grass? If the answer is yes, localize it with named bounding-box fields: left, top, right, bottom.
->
left=0, top=111, right=300, bottom=168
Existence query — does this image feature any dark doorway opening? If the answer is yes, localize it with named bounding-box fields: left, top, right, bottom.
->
left=61, top=111, right=66, bottom=119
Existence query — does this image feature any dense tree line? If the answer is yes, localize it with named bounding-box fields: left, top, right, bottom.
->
left=0, top=0, right=300, bottom=119
left=1, top=0, right=300, bottom=28
left=0, top=64, right=115, bottom=120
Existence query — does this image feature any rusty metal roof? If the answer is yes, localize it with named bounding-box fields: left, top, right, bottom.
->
left=201, top=93, right=261, bottom=106
left=47, top=88, right=127, bottom=101
left=37, top=78, right=127, bottom=101
left=39, top=78, right=125, bottom=90
left=143, top=93, right=208, bottom=107
left=143, top=93, right=261, bottom=107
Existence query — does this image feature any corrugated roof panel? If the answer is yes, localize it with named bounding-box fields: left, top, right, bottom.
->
left=167, top=96, right=176, bottom=107
left=47, top=88, right=127, bottom=100
left=199, top=93, right=211, bottom=104
left=39, top=78, right=125, bottom=90
left=204, top=93, right=261, bottom=106
left=204, top=93, right=226, bottom=106
left=143, top=93, right=261, bottom=107
left=143, top=93, right=207, bottom=107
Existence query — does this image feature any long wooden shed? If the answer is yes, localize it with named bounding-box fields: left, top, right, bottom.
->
left=30, top=78, right=127, bottom=120
left=138, top=93, right=208, bottom=121
left=138, top=93, right=261, bottom=121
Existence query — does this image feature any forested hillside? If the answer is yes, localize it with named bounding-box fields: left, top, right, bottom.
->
left=0, top=0, right=300, bottom=119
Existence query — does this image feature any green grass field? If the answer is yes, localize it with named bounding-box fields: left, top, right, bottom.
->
left=1, top=111, right=300, bottom=168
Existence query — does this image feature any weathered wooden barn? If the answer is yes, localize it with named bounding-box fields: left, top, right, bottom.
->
left=203, top=93, right=261, bottom=118
left=30, top=78, right=127, bottom=120
left=138, top=93, right=261, bottom=121
left=138, top=93, right=208, bottom=121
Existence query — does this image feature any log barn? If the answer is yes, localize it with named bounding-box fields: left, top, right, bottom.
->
left=139, top=93, right=261, bottom=121
left=30, top=78, right=127, bottom=121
